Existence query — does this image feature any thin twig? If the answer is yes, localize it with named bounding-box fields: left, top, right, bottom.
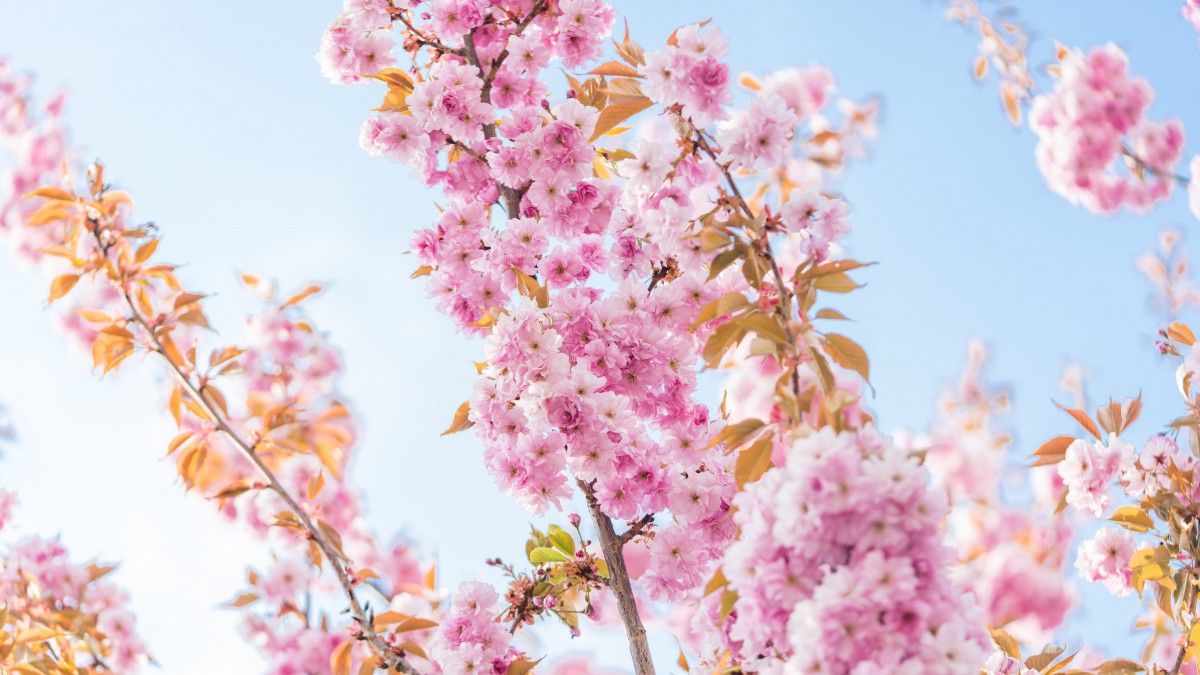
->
left=90, top=213, right=418, bottom=674
left=393, top=11, right=465, bottom=57
left=616, top=514, right=654, bottom=547
left=692, top=127, right=808, bottom=399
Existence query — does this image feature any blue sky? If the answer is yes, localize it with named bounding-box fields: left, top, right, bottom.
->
left=1, top=1, right=1198, bottom=672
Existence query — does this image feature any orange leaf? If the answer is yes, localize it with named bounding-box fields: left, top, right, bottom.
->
left=588, top=60, right=642, bottom=78
left=822, top=333, right=870, bottom=382
left=1169, top=322, right=1196, bottom=346
left=281, top=284, right=323, bottom=309
left=441, top=401, right=474, bottom=436
left=1054, top=402, right=1102, bottom=440
left=330, top=639, right=353, bottom=675
left=589, top=98, right=653, bottom=141
left=48, top=274, right=80, bottom=303
left=734, top=436, right=773, bottom=488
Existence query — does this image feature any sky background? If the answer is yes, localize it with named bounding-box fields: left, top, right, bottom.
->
left=0, top=1, right=1198, bottom=672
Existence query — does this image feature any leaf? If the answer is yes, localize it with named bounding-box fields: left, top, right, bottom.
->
left=704, top=568, right=728, bottom=596
left=330, top=638, right=353, bottom=675
left=693, top=291, right=749, bottom=327
left=989, top=626, right=1020, bottom=659
left=710, top=418, right=765, bottom=450
left=211, top=481, right=255, bottom=500
left=734, top=436, right=774, bottom=488
left=76, top=308, right=112, bottom=323
left=1001, top=81, right=1021, bottom=126
left=805, top=258, right=875, bottom=278
left=1095, top=659, right=1145, bottom=674
left=718, top=588, right=737, bottom=622
left=441, top=401, right=474, bottom=436
left=27, top=203, right=72, bottom=226
left=134, top=238, right=159, bottom=264
left=240, top=272, right=275, bottom=300
left=814, top=308, right=849, bottom=320
left=208, top=346, right=245, bottom=369
left=47, top=274, right=80, bottom=303
left=588, top=61, right=642, bottom=78
left=822, top=333, right=870, bottom=382
left=742, top=312, right=789, bottom=345
left=589, top=98, right=653, bottom=141
left=281, top=284, right=323, bottom=309
left=1169, top=321, right=1196, bottom=346
left=1109, top=506, right=1154, bottom=533
left=224, top=593, right=259, bottom=608
left=393, top=617, right=439, bottom=633
left=400, top=642, right=427, bottom=660
left=974, top=56, right=988, bottom=80
left=812, top=272, right=862, bottom=293
left=707, top=247, right=743, bottom=280
left=1030, top=435, right=1074, bottom=467
left=365, top=67, right=415, bottom=91
left=547, top=524, right=576, bottom=556
left=173, top=292, right=207, bottom=312
left=528, top=547, right=568, bottom=564
left=26, top=186, right=75, bottom=202
left=508, top=658, right=543, bottom=675
left=1023, top=645, right=1065, bottom=671
left=1054, top=402, right=1102, bottom=440
left=307, top=471, right=326, bottom=500
left=702, top=319, right=746, bottom=369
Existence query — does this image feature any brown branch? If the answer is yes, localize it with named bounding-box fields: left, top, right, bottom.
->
left=1172, top=568, right=1198, bottom=674
left=484, top=0, right=549, bottom=83
left=461, top=3, right=547, bottom=218
left=577, top=479, right=656, bottom=675
left=127, top=300, right=419, bottom=673
left=1121, top=143, right=1191, bottom=188
left=691, top=128, right=808, bottom=399
left=616, top=514, right=654, bottom=547
left=89, top=222, right=419, bottom=673
left=393, top=10, right=465, bottom=57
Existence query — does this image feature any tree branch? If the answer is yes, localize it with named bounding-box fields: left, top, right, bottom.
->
left=84, top=209, right=420, bottom=674
left=393, top=10, right=465, bottom=57
left=577, top=479, right=656, bottom=675
left=691, top=127, right=808, bottom=399
left=616, top=514, right=654, bottom=547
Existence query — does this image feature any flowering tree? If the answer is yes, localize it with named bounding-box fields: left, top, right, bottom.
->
left=5, top=0, right=1200, bottom=673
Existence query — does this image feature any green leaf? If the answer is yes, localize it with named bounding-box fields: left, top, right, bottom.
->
left=548, top=524, right=576, bottom=556
left=529, top=547, right=568, bottom=564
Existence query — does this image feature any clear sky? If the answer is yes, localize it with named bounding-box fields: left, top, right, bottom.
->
left=1, top=1, right=1198, bottom=672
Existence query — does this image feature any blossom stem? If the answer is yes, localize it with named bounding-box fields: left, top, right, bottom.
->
left=98, top=240, right=418, bottom=674
left=578, top=479, right=656, bottom=675
left=393, top=10, right=465, bottom=57
left=692, top=128, right=811, bottom=400
left=1171, top=569, right=1197, bottom=674
left=617, top=514, right=654, bottom=547
left=1121, top=143, right=1191, bottom=187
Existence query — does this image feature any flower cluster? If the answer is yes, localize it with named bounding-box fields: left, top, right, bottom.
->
left=1186, top=1, right=1200, bottom=43
left=905, top=341, right=1073, bottom=644
left=1137, top=228, right=1200, bottom=317
left=641, top=23, right=732, bottom=128
left=0, top=489, right=149, bottom=673
left=2, top=83, right=438, bottom=671
left=1029, top=44, right=1184, bottom=214
left=710, top=426, right=989, bottom=673
left=427, top=581, right=528, bottom=674
left=1074, top=526, right=1136, bottom=597
left=317, top=0, right=395, bottom=85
